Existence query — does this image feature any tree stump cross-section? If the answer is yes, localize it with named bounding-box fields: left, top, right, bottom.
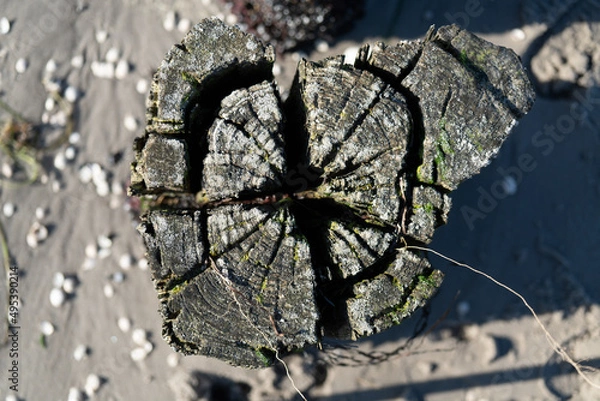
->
left=130, top=18, right=535, bottom=368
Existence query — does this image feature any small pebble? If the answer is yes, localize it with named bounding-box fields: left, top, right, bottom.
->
left=177, top=18, right=191, bottom=33
left=2, top=203, right=15, bottom=218
left=111, top=181, right=124, bottom=195
left=40, top=321, right=55, bottom=336
left=45, top=97, right=56, bottom=112
left=105, top=47, right=119, bottom=63
left=69, top=131, right=81, bottom=144
left=143, top=341, right=154, bottom=353
left=118, top=254, right=133, bottom=270
left=315, top=39, right=329, bottom=53
left=456, top=301, right=471, bottom=318
left=90, top=61, right=115, bottom=79
left=35, top=207, right=46, bottom=220
left=67, top=387, right=83, bottom=401
left=502, top=175, right=518, bottom=195
left=45, top=59, right=58, bottom=73
left=167, top=353, right=180, bottom=367
left=97, top=247, right=111, bottom=259
left=163, top=11, right=177, bottom=31
left=27, top=221, right=48, bottom=248
left=136, top=78, right=149, bottom=95
left=97, top=234, right=112, bottom=249
left=111, top=271, right=124, bottom=283
left=511, top=28, right=526, bottom=42
left=63, top=277, right=77, bottom=294
left=138, top=258, right=149, bottom=270
left=5, top=394, right=18, bottom=401
left=95, top=29, right=108, bottom=43
left=51, top=179, right=62, bottom=193
left=118, top=317, right=131, bottom=332
left=52, top=272, right=65, bottom=288
left=85, top=243, right=98, bottom=259
left=84, top=373, right=101, bottom=396
left=71, top=54, right=84, bottom=69
left=15, top=58, right=28, bottom=74
left=130, top=347, right=148, bottom=361
left=82, top=257, right=96, bottom=271
left=123, top=114, right=138, bottom=132
left=0, top=17, right=11, bottom=35
left=132, top=328, right=147, bottom=345
left=73, top=344, right=88, bottom=361
left=64, top=86, right=78, bottom=102
left=272, top=63, right=282, bottom=76
left=49, top=288, right=66, bottom=308
left=115, top=59, right=129, bottom=79
left=1, top=162, right=13, bottom=178
left=78, top=165, right=93, bottom=184
left=103, top=283, right=114, bottom=298
left=65, top=146, right=77, bottom=161
left=49, top=109, right=67, bottom=126
left=54, top=152, right=67, bottom=170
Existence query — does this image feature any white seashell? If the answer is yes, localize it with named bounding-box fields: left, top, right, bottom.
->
left=315, top=39, right=329, bottom=53
left=103, top=283, right=114, bottom=298
left=26, top=232, right=38, bottom=248
left=118, top=254, right=133, bottom=270
left=115, top=59, right=129, bottom=79
left=511, top=28, right=526, bottom=42
left=40, top=320, right=55, bottom=336
left=35, top=207, right=46, bottom=220
left=51, top=180, right=62, bottom=193
left=105, top=47, right=119, bottom=63
left=64, top=86, right=78, bottom=103
left=62, top=277, right=77, bottom=294
left=71, top=54, right=84, bottom=68
left=90, top=61, right=114, bottom=79
left=96, top=181, right=110, bottom=197
left=64, top=146, right=77, bottom=161
left=43, top=78, right=61, bottom=93
left=73, top=344, right=88, bottom=361
left=137, top=258, right=149, bottom=270
left=52, top=272, right=65, bottom=288
left=32, top=221, right=48, bottom=241
left=97, top=247, right=111, bottom=259
left=111, top=181, right=123, bottom=195
left=166, top=353, right=180, bottom=367
left=45, top=59, right=57, bottom=73
left=45, top=97, right=56, bottom=111
left=85, top=243, right=98, bottom=259
left=78, top=165, right=93, bottom=183
left=0, top=17, right=11, bottom=35
left=97, top=234, right=112, bottom=249
left=49, top=110, right=67, bottom=126
left=272, top=63, right=282, bottom=76
left=343, top=46, right=359, bottom=65
left=95, top=30, right=108, bottom=43
left=177, top=18, right=191, bottom=33
left=123, top=114, right=138, bottom=132
left=131, top=328, right=147, bottom=345
left=5, top=394, right=18, bottom=401
left=81, top=257, right=96, bottom=271
left=163, top=11, right=177, bottom=31
left=67, top=387, right=83, bottom=401
left=136, top=78, right=149, bottom=95
left=69, top=131, right=81, bottom=144
left=15, top=58, right=28, bottom=74
left=130, top=347, right=148, bottom=361
left=1, top=162, right=13, bottom=178
left=49, top=288, right=66, bottom=307
left=84, top=373, right=101, bottom=396
left=118, top=317, right=131, bottom=332
left=54, top=152, right=67, bottom=170
left=111, top=271, right=124, bottom=283
left=2, top=202, right=15, bottom=218
left=143, top=340, right=153, bottom=353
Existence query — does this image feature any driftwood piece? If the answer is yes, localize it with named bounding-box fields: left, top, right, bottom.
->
left=130, top=18, right=535, bottom=368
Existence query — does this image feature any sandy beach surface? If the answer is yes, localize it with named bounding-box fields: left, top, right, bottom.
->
left=0, top=0, right=599, bottom=400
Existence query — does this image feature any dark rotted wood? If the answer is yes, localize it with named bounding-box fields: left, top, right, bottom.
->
left=131, top=18, right=535, bottom=368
